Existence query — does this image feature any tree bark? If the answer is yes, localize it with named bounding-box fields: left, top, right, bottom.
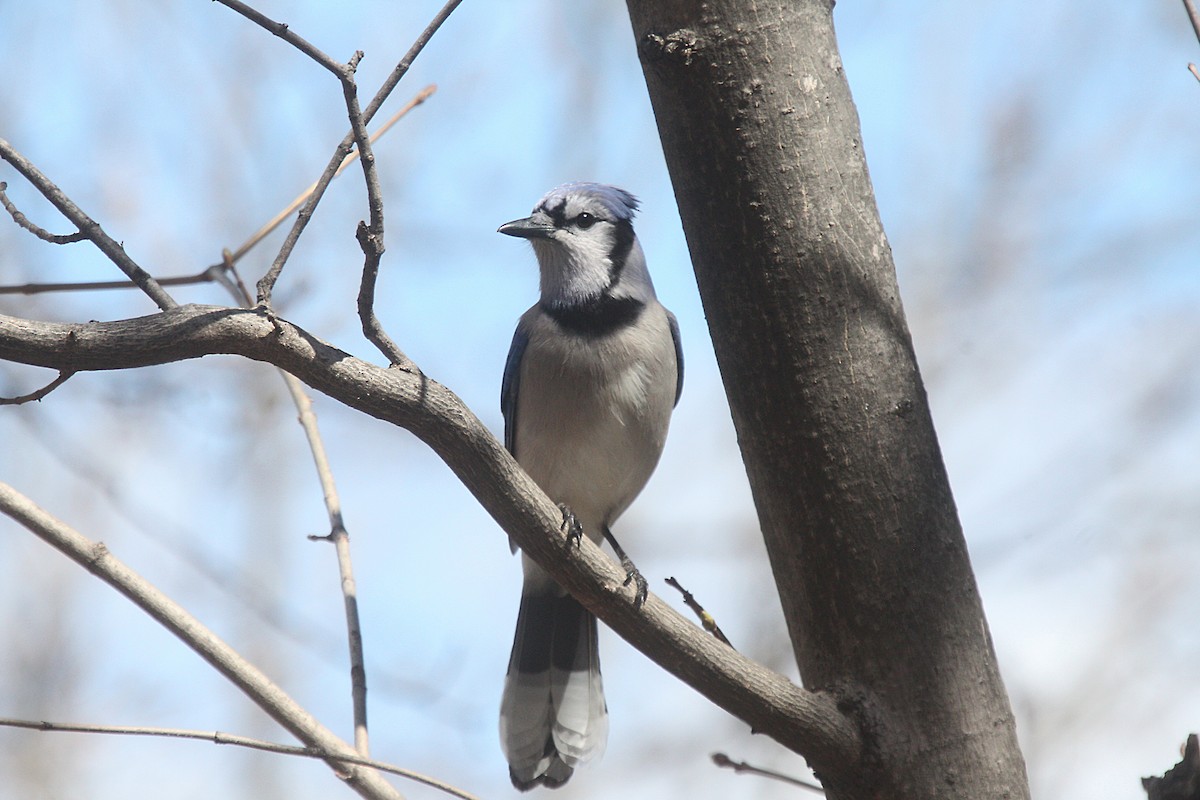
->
left=625, top=1, right=1030, bottom=797
left=1143, top=735, right=1200, bottom=800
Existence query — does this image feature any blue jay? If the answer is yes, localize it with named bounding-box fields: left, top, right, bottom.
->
left=496, top=183, right=683, bottom=790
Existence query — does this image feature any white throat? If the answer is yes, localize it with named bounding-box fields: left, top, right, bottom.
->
left=532, top=238, right=614, bottom=308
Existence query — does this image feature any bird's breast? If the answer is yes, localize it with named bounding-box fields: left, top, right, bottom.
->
left=512, top=306, right=677, bottom=534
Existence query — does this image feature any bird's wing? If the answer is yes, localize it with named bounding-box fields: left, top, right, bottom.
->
left=667, top=309, right=684, bottom=407
left=501, top=320, right=531, bottom=456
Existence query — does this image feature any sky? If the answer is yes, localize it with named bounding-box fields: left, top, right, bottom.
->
left=2, top=1, right=1200, bottom=799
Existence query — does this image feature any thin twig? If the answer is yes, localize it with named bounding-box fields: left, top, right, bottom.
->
left=0, top=482, right=403, bottom=800
left=0, top=265, right=234, bottom=296
left=322, top=520, right=370, bottom=757
left=0, top=139, right=177, bottom=311
left=0, top=182, right=87, bottom=244
left=223, top=86, right=436, bottom=267
left=339, top=72, right=406, bottom=367
left=359, top=1, right=462, bottom=127
left=217, top=258, right=372, bottom=757
left=0, top=717, right=478, bottom=800
left=15, top=402, right=458, bottom=708
left=1183, top=0, right=1200, bottom=45
left=217, top=250, right=253, bottom=299
left=253, top=138, right=351, bottom=307
left=341, top=72, right=383, bottom=239
left=1184, top=0, right=1200, bottom=82
left=0, top=370, right=74, bottom=405
left=339, top=49, right=410, bottom=368
left=289, top=391, right=370, bottom=757
left=711, top=753, right=825, bottom=794
left=356, top=222, right=411, bottom=369
left=210, top=0, right=348, bottom=79
left=251, top=0, right=463, bottom=307
left=666, top=576, right=733, bottom=647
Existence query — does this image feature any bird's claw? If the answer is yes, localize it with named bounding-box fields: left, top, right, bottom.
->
left=622, top=561, right=649, bottom=609
left=558, top=504, right=584, bottom=548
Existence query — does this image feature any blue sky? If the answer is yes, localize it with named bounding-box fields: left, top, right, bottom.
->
left=2, top=2, right=1200, bottom=798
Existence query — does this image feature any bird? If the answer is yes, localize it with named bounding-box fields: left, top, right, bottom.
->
left=496, top=182, right=683, bottom=790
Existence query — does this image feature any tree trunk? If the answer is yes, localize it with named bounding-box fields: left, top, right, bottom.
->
left=624, top=2, right=1030, bottom=797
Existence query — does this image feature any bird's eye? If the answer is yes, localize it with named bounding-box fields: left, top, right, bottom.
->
left=574, top=212, right=597, bottom=230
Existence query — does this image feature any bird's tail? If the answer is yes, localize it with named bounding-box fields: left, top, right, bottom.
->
left=499, top=587, right=608, bottom=790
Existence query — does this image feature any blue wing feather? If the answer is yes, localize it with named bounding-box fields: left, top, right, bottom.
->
left=501, top=321, right=530, bottom=456
left=667, top=310, right=684, bottom=407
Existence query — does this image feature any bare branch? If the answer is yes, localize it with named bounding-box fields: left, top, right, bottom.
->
left=0, top=265, right=235, bottom=296
left=253, top=146, right=350, bottom=308
left=1183, top=0, right=1200, bottom=46
left=665, top=576, right=733, bottom=647
left=337, top=43, right=410, bottom=369
left=0, top=481, right=404, bottom=800
left=0, top=181, right=86, bottom=244
left=287, top=377, right=371, bottom=757
left=341, top=80, right=383, bottom=240
left=223, top=85, right=436, bottom=268
left=359, top=1, right=462, bottom=126
left=0, top=370, right=74, bottom=405
left=0, top=306, right=863, bottom=774
left=0, top=717, right=478, bottom=800
left=356, top=222, right=411, bottom=369
left=1183, top=0, right=1200, bottom=82
left=324, top=521, right=370, bottom=756
left=711, top=753, right=825, bottom=794
left=253, top=1, right=462, bottom=307
left=210, top=0, right=348, bottom=79
left=214, top=257, right=373, bottom=756
left=0, top=139, right=177, bottom=311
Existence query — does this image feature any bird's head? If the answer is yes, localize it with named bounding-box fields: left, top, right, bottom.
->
left=499, top=182, right=653, bottom=309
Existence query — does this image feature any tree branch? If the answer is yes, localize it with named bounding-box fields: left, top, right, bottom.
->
left=0, top=264, right=236, bottom=296
left=359, top=1, right=462, bottom=126
left=338, top=39, right=410, bottom=369
left=0, top=369, right=74, bottom=405
left=0, top=139, right=177, bottom=311
left=289, top=375, right=371, bottom=757
left=1182, top=0, right=1200, bottom=82
left=711, top=752, right=824, bottom=794
left=0, top=305, right=863, bottom=774
left=0, top=181, right=87, bottom=244
left=214, top=258, right=373, bottom=758
left=665, top=576, right=732, bottom=647
left=0, top=717, right=477, bottom=800
left=0, top=481, right=403, bottom=800
left=221, top=85, right=436, bottom=269
left=1183, top=0, right=1200, bottom=46
left=211, top=0, right=349, bottom=79
left=313, top=516, right=371, bottom=756
left=355, top=221, right=410, bottom=369
left=245, top=0, right=462, bottom=307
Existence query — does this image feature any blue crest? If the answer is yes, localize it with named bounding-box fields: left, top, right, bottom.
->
left=537, top=182, right=640, bottom=222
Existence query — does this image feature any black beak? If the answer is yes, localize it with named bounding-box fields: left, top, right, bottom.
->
left=498, top=216, right=555, bottom=240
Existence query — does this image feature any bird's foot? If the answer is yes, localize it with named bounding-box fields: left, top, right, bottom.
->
left=558, top=504, right=584, bottom=548
left=602, top=524, right=648, bottom=608
left=620, top=555, right=649, bottom=609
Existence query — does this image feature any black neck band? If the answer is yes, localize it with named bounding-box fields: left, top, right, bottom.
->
left=541, top=295, right=645, bottom=336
